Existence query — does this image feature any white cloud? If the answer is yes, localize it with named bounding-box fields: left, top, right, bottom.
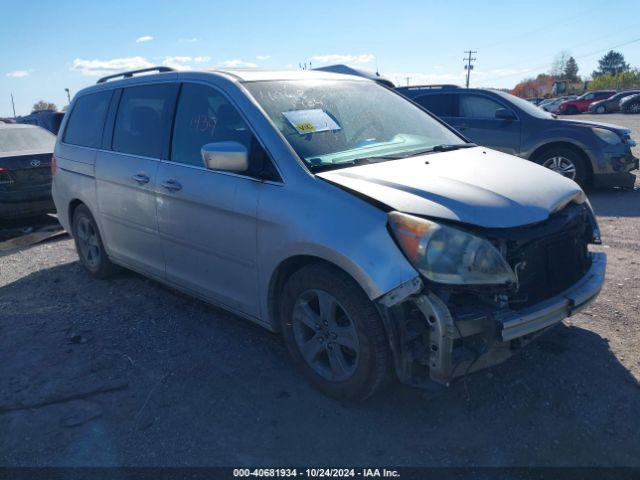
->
left=217, top=59, right=257, bottom=68
left=70, top=56, right=154, bottom=76
left=178, top=37, right=198, bottom=43
left=136, top=35, right=153, bottom=43
left=6, top=70, right=30, bottom=78
left=194, top=56, right=211, bottom=63
left=256, top=55, right=271, bottom=61
left=162, top=56, right=194, bottom=70
left=311, top=54, right=375, bottom=65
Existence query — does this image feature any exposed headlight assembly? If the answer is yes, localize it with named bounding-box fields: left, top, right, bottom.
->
left=592, top=127, right=621, bottom=145
left=388, top=212, right=516, bottom=285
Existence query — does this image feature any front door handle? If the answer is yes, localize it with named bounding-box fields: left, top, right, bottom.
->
left=131, top=173, right=150, bottom=184
left=160, top=179, right=182, bottom=191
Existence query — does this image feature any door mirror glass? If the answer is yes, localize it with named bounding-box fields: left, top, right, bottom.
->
left=495, top=108, right=516, bottom=121
left=201, top=141, right=249, bottom=172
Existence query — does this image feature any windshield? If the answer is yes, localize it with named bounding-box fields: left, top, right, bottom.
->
left=244, top=80, right=465, bottom=168
left=492, top=90, right=554, bottom=119
left=0, top=127, right=55, bottom=153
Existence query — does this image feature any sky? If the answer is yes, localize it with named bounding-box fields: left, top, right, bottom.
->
left=1, top=0, right=639, bottom=116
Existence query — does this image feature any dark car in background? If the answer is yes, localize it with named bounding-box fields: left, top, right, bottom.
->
left=557, top=90, right=616, bottom=115
left=0, top=123, right=56, bottom=219
left=588, top=90, right=640, bottom=114
left=620, top=93, right=640, bottom=114
left=16, top=110, right=66, bottom=135
left=397, top=85, right=638, bottom=188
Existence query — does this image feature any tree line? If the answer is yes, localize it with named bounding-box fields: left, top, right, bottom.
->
left=512, top=50, right=637, bottom=98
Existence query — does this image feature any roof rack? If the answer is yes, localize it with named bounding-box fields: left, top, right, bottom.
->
left=403, top=84, right=460, bottom=90
left=97, top=66, right=175, bottom=84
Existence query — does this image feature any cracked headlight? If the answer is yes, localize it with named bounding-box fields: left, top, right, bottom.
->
left=388, top=211, right=517, bottom=285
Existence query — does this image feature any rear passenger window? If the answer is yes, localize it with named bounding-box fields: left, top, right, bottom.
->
left=459, top=95, right=504, bottom=118
left=112, top=84, right=177, bottom=158
left=415, top=94, right=457, bottom=117
left=64, top=91, right=113, bottom=148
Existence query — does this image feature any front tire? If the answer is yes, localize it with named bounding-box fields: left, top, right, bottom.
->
left=72, top=204, right=119, bottom=278
left=627, top=102, right=640, bottom=114
left=536, top=147, right=587, bottom=186
left=279, top=263, right=391, bottom=400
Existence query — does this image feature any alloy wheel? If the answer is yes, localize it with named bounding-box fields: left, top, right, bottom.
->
left=630, top=103, right=640, bottom=114
left=76, top=216, right=101, bottom=268
left=543, top=156, right=577, bottom=179
left=596, top=106, right=606, bottom=114
left=292, top=289, right=360, bottom=382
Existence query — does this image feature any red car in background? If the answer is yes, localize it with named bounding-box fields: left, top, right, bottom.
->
left=558, top=90, right=616, bottom=115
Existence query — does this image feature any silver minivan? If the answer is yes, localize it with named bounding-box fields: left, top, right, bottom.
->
left=52, top=67, right=606, bottom=399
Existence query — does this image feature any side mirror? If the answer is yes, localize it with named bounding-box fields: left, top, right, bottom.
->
left=495, top=108, right=516, bottom=121
left=201, top=141, right=248, bottom=172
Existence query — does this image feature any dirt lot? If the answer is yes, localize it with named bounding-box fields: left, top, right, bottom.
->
left=1, top=113, right=639, bottom=467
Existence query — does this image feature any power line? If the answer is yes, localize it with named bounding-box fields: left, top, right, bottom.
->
left=464, top=50, right=477, bottom=88
left=481, top=3, right=608, bottom=50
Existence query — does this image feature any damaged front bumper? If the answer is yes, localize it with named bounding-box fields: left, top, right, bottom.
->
left=379, top=252, right=606, bottom=388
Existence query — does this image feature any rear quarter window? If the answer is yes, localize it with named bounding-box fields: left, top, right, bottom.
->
left=64, top=90, right=113, bottom=148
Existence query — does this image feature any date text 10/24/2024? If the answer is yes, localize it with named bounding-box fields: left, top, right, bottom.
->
left=233, top=468, right=401, bottom=478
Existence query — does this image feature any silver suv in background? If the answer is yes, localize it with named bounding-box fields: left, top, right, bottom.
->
left=53, top=67, right=605, bottom=399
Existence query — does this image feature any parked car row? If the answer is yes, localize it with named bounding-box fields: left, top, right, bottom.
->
left=536, top=89, right=640, bottom=115
left=50, top=66, right=608, bottom=399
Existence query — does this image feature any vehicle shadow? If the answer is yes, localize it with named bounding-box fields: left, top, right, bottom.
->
left=0, top=214, right=61, bottom=242
left=587, top=187, right=640, bottom=217
left=0, top=261, right=638, bottom=466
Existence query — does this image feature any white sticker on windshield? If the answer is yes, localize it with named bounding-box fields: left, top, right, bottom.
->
left=282, top=109, right=341, bottom=134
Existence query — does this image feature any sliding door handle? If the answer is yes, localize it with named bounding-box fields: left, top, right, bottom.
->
left=131, top=173, right=150, bottom=184
left=160, top=179, right=182, bottom=191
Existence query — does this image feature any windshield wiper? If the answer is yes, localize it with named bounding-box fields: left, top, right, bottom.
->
left=372, top=143, right=478, bottom=159
left=307, top=143, right=478, bottom=172
left=307, top=157, right=380, bottom=172
left=429, top=143, right=477, bottom=152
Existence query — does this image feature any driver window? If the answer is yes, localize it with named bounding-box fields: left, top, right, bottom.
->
left=171, top=83, right=253, bottom=167
left=459, top=95, right=504, bottom=119
left=171, top=83, right=279, bottom=180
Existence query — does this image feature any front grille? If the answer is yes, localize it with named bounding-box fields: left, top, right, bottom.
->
left=490, top=203, right=593, bottom=309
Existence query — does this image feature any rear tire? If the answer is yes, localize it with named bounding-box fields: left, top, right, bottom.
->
left=535, top=147, right=588, bottom=186
left=279, top=263, right=392, bottom=400
left=72, top=204, right=119, bottom=278
left=566, top=105, right=579, bottom=115
left=596, top=105, right=606, bottom=114
left=627, top=102, right=640, bottom=114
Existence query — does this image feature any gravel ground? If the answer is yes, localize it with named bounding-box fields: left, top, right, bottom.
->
left=1, top=113, right=639, bottom=467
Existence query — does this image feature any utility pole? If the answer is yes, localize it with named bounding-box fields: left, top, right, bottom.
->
left=404, top=76, right=411, bottom=86
left=463, top=50, right=477, bottom=88
left=65, top=88, right=71, bottom=104
left=10, top=93, right=16, bottom=118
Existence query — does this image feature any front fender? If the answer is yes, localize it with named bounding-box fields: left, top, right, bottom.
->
left=256, top=178, right=419, bottom=326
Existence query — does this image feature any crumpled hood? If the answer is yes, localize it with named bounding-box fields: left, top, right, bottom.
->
left=318, top=147, right=586, bottom=228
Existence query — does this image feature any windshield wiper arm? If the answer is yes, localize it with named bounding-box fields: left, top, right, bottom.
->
left=307, top=157, right=377, bottom=172
left=375, top=143, right=478, bottom=159
left=429, top=143, right=477, bottom=152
